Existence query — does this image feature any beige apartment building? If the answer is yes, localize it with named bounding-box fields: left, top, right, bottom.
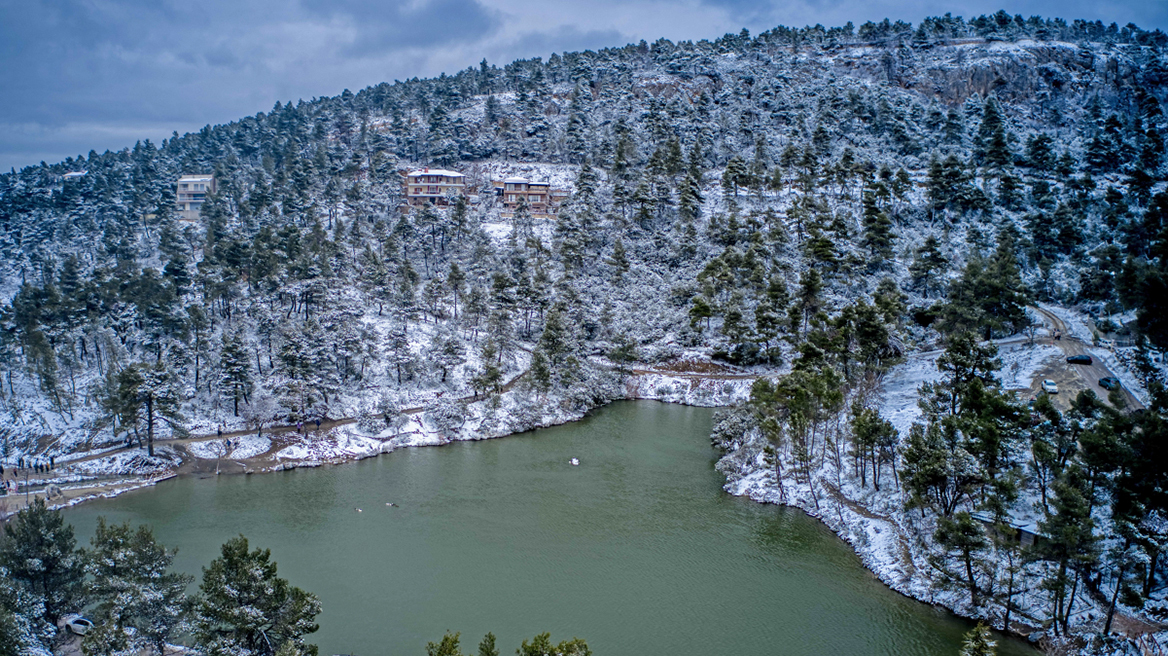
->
left=176, top=174, right=216, bottom=221
left=496, top=177, right=568, bottom=218
left=403, top=168, right=466, bottom=207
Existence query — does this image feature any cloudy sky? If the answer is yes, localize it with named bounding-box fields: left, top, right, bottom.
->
left=1, top=0, right=1164, bottom=171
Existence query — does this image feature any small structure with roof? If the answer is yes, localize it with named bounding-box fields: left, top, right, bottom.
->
left=970, top=512, right=1044, bottom=548
left=403, top=168, right=466, bottom=208
left=176, top=174, right=216, bottom=222
left=62, top=171, right=87, bottom=182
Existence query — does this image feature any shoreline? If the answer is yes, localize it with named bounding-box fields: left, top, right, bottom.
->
left=4, top=366, right=754, bottom=515
left=11, top=360, right=1157, bottom=655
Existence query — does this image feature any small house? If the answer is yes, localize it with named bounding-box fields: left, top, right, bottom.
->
left=970, top=512, right=1043, bottom=548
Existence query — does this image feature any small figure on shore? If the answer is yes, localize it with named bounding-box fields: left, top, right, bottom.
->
left=315, top=418, right=321, bottom=430
left=49, top=456, right=54, bottom=469
left=217, top=427, right=223, bottom=439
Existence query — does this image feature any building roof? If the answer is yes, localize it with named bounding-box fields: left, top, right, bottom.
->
left=62, top=171, right=87, bottom=178
left=407, top=168, right=464, bottom=178
left=503, top=176, right=529, bottom=183
left=178, top=174, right=214, bottom=182
left=970, top=512, right=1043, bottom=536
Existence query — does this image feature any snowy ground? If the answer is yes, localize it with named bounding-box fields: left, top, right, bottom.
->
left=64, top=447, right=183, bottom=476
left=716, top=331, right=1166, bottom=655
left=879, top=339, right=1062, bottom=438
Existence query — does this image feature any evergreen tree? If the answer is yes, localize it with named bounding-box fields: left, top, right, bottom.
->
left=959, top=623, right=996, bottom=656
left=517, top=633, right=591, bottom=656
left=477, top=632, right=499, bottom=656
left=193, top=535, right=321, bottom=656
left=84, top=518, right=193, bottom=656
left=909, top=236, right=948, bottom=298
left=427, top=631, right=465, bottom=656
left=721, top=156, right=748, bottom=200
left=933, top=512, right=989, bottom=606
left=0, top=500, right=85, bottom=624
left=861, top=189, right=895, bottom=265
left=941, top=236, right=1028, bottom=339
left=115, top=362, right=186, bottom=456
left=220, top=331, right=254, bottom=417
left=1035, top=464, right=1099, bottom=634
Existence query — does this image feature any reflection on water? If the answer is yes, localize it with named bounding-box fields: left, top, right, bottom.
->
left=66, top=401, right=1037, bottom=656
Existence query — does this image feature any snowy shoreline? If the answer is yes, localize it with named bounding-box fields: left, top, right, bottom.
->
left=27, top=349, right=1161, bottom=655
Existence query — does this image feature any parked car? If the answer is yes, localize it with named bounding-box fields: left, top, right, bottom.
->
left=62, top=615, right=93, bottom=636
left=1099, top=377, right=1121, bottom=391
left=1042, top=380, right=1059, bottom=394
left=1066, top=355, right=1093, bottom=365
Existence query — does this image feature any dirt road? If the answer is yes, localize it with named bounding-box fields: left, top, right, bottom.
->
left=1032, top=307, right=1144, bottom=411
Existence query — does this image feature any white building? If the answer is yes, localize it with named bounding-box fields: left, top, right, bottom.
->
left=403, top=168, right=466, bottom=208
left=176, top=174, right=215, bottom=221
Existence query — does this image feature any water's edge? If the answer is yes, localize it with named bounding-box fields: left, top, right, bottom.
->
left=44, top=381, right=1039, bottom=654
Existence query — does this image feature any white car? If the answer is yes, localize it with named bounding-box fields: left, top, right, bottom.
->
left=1042, top=380, right=1059, bottom=394
left=62, top=615, right=93, bottom=636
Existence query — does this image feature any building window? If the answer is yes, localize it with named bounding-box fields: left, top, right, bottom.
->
left=180, top=184, right=188, bottom=190
left=529, top=195, right=541, bottom=202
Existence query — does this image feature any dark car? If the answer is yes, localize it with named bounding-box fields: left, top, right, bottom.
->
left=1066, top=355, right=1093, bottom=365
left=1099, top=377, right=1121, bottom=391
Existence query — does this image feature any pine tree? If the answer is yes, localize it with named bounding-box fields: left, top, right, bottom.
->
left=518, top=633, right=591, bottom=656
left=605, top=237, right=630, bottom=281
left=1035, top=464, right=1099, bottom=634
left=477, top=632, right=499, bottom=656
left=470, top=341, right=503, bottom=395
left=721, top=156, right=748, bottom=200
left=220, top=331, right=254, bottom=417
left=861, top=189, right=895, bottom=265
left=85, top=518, right=193, bottom=656
left=909, top=236, right=949, bottom=298
left=447, top=262, right=466, bottom=320
left=0, top=500, right=85, bottom=624
left=194, top=535, right=321, bottom=656
left=959, top=623, right=996, bottom=656
left=384, top=325, right=414, bottom=385
left=116, top=362, right=186, bottom=456
left=427, top=631, right=465, bottom=656
left=933, top=512, right=989, bottom=607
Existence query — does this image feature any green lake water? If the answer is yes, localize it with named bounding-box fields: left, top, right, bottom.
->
left=66, top=401, right=1037, bottom=656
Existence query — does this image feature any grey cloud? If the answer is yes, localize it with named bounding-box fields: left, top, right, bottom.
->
left=300, top=0, right=502, bottom=54
left=1, top=0, right=1166, bottom=170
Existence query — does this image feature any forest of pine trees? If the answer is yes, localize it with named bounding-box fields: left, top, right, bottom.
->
left=0, top=10, right=1166, bottom=653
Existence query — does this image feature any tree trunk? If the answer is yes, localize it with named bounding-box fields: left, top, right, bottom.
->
left=1105, top=562, right=1125, bottom=635
left=964, top=549, right=978, bottom=607
left=146, top=396, right=155, bottom=457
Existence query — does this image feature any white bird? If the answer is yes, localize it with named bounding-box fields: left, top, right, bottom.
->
left=356, top=508, right=362, bottom=512
left=570, top=458, right=580, bottom=466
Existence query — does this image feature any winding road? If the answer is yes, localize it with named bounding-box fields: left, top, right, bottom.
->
left=1031, top=307, right=1145, bottom=411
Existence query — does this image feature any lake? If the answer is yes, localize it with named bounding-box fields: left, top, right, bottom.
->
left=66, top=401, right=1037, bottom=656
